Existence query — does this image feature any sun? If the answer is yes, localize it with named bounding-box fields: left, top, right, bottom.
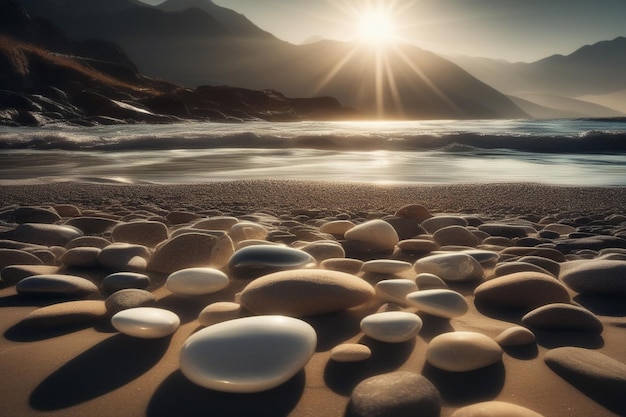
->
left=355, top=8, right=398, bottom=46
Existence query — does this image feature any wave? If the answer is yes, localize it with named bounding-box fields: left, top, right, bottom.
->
left=1, top=130, right=625, bottom=154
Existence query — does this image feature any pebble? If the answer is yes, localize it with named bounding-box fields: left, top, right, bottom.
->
left=320, top=258, right=364, bottom=274
left=450, top=401, right=545, bottom=417
left=111, top=307, right=180, bottom=338
left=330, top=343, right=372, bottom=362
left=346, top=371, right=441, bottom=417
left=375, top=279, right=418, bottom=305
left=59, top=247, right=101, bottom=268
left=556, top=235, right=626, bottom=253
left=20, top=300, right=107, bottom=328
left=543, top=223, right=576, bottom=235
left=298, top=241, right=345, bottom=263
left=228, top=221, right=268, bottom=243
left=192, top=216, right=239, bottom=231
left=102, top=272, right=151, bottom=293
left=16, top=274, right=99, bottom=298
left=98, top=243, right=150, bottom=272
left=500, top=247, right=566, bottom=262
left=560, top=259, right=626, bottom=295
left=65, top=216, right=118, bottom=234
left=14, top=206, right=61, bottom=224
left=228, top=245, right=316, bottom=279
left=105, top=289, right=156, bottom=314
left=463, top=249, right=499, bottom=265
left=522, top=303, right=603, bottom=333
left=166, top=211, right=201, bottom=224
left=360, top=311, right=423, bottom=343
left=166, top=267, right=229, bottom=296
left=474, top=272, right=570, bottom=310
left=415, top=273, right=448, bottom=290
left=111, top=221, right=169, bottom=247
left=320, top=220, right=355, bottom=237
left=0, top=264, right=59, bottom=284
left=0, top=223, right=83, bottom=246
left=426, top=331, right=503, bottom=372
left=406, top=289, right=469, bottom=318
left=148, top=232, right=234, bottom=274
left=397, top=239, right=440, bottom=254
left=433, top=225, right=480, bottom=247
left=361, top=259, right=413, bottom=274
left=0, top=248, right=43, bottom=269
left=240, top=269, right=375, bottom=317
left=421, top=216, right=468, bottom=233
left=198, top=301, right=241, bottom=326
left=414, top=253, right=484, bottom=282
left=344, top=219, right=399, bottom=252
left=65, top=236, right=111, bottom=250
left=478, top=223, right=530, bottom=238
left=394, top=204, right=433, bottom=222
left=179, top=315, right=316, bottom=393
left=495, top=326, right=536, bottom=347
left=383, top=216, right=426, bottom=240
left=494, top=261, right=555, bottom=278
left=52, top=204, right=81, bottom=217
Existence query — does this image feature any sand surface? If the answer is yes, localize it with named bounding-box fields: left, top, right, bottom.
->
left=1, top=180, right=625, bottom=417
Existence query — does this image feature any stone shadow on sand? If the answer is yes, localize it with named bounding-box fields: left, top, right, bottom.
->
left=304, top=310, right=369, bottom=352
left=324, top=337, right=416, bottom=396
left=573, top=294, right=626, bottom=317
left=5, top=320, right=101, bottom=342
left=30, top=334, right=170, bottom=410
left=146, top=370, right=305, bottom=417
left=533, top=329, right=604, bottom=349
left=422, top=361, right=505, bottom=405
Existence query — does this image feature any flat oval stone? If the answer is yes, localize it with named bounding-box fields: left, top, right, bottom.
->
left=14, top=206, right=62, bottom=224
left=433, top=225, right=480, bottom=247
left=406, top=289, right=468, bottom=318
left=427, top=331, right=503, bottom=372
left=166, top=267, right=229, bottom=296
left=347, top=371, right=441, bottom=417
left=112, top=221, right=169, bottom=247
left=495, top=326, right=536, bottom=347
left=228, top=221, right=268, bottom=243
left=59, top=247, right=101, bottom=268
left=450, top=401, right=545, bottom=417
left=395, top=204, right=434, bottom=222
left=105, top=289, right=156, bottom=314
left=360, top=311, right=423, bottom=343
left=102, top=272, right=151, bottom=293
left=320, top=220, right=355, bottom=237
left=16, top=274, right=99, bottom=298
left=494, top=262, right=555, bottom=278
left=344, top=219, right=399, bottom=252
left=560, top=259, right=626, bottom=295
left=98, top=243, right=150, bottom=272
left=474, top=272, right=570, bottom=311
left=478, top=223, right=530, bottom=238
left=414, top=253, right=484, bottom=282
left=111, top=307, right=180, bottom=338
left=0, top=264, right=59, bottom=284
left=361, top=259, right=413, bottom=274
left=65, top=236, right=111, bottom=249
left=298, top=241, right=345, bottom=263
left=330, top=343, right=372, bottom=362
left=398, top=239, right=440, bottom=254
left=518, top=256, right=561, bottom=277
left=192, top=216, right=239, bottom=231
left=320, top=258, right=364, bottom=274
left=20, top=300, right=107, bottom=328
left=240, top=269, right=375, bottom=317
left=543, top=223, right=576, bottom=235
left=421, top=216, right=468, bottom=233
left=415, top=273, right=448, bottom=290
left=65, top=216, right=118, bottom=234
left=0, top=248, right=43, bottom=269
left=522, top=303, right=603, bottom=333
left=228, top=245, right=316, bottom=279
left=2, top=223, right=83, bottom=246
left=198, top=301, right=241, bottom=326
left=179, top=315, right=316, bottom=393
left=376, top=279, right=418, bottom=305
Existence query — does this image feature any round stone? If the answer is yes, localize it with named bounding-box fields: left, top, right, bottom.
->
left=361, top=259, right=413, bottom=274
left=320, top=258, right=364, bottom=274
left=360, top=311, right=423, bottom=343
left=0, top=248, right=43, bottom=270
left=3, top=223, right=83, bottom=247
left=98, top=243, right=150, bottom=272
left=65, top=236, right=111, bottom=250
left=415, top=273, right=448, bottom=290
left=228, top=245, right=317, bottom=279
left=16, top=274, right=99, bottom=298
left=59, top=247, right=101, bottom=268
left=495, top=326, right=536, bottom=347
left=494, top=262, right=555, bottom=278
left=166, top=267, right=229, bottom=296
left=347, top=371, right=441, bottom=417
left=192, top=216, right=239, bottom=231
left=320, top=220, right=355, bottom=237
left=450, top=401, right=545, bottom=417
left=522, top=303, right=603, bottom=333
left=14, top=206, right=61, bottom=224
left=395, top=204, right=434, bottom=222
left=414, top=253, right=484, bottom=282
left=383, top=216, right=427, bottom=240
left=406, top=289, right=469, bottom=319
left=111, top=221, right=169, bottom=247
left=65, top=216, right=118, bottom=234
left=560, top=259, right=626, bottom=295
left=105, top=289, right=156, bottom=314
left=543, top=223, right=576, bottom=235
left=474, top=272, right=570, bottom=311
left=426, top=331, right=503, bottom=372
left=398, top=239, right=440, bottom=254
left=229, top=221, right=268, bottom=243
left=344, top=219, right=399, bottom=252
left=298, top=241, right=345, bottom=263
left=20, top=300, right=108, bottom=328
left=111, top=307, right=180, bottom=338
left=179, top=315, right=316, bottom=393
left=330, top=343, right=372, bottom=362
left=240, top=269, right=375, bottom=317
left=433, top=225, right=480, bottom=247
left=198, top=302, right=241, bottom=326
left=478, top=223, right=531, bottom=239
left=421, top=216, right=468, bottom=233
left=102, top=272, right=151, bottom=293
left=0, top=264, right=59, bottom=284
left=375, top=279, right=418, bottom=305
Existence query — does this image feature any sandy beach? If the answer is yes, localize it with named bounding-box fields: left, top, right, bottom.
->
left=1, top=180, right=625, bottom=417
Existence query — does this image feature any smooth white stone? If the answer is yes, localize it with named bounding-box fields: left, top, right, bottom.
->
left=166, top=267, right=229, bottom=295
left=414, top=252, right=484, bottom=282
left=375, top=279, right=418, bottom=305
left=406, top=289, right=469, bottom=318
left=111, top=307, right=180, bottom=338
left=180, top=315, right=316, bottom=393
left=360, top=311, right=423, bottom=343
left=427, top=331, right=503, bottom=372
left=361, top=259, right=413, bottom=274
left=344, top=220, right=399, bottom=251
left=229, top=222, right=268, bottom=243
left=415, top=273, right=448, bottom=290
left=330, top=343, right=372, bottom=362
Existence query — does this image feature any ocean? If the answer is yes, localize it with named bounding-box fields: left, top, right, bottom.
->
left=1, top=118, right=625, bottom=185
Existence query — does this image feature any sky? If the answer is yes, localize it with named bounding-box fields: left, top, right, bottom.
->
left=139, top=0, right=626, bottom=62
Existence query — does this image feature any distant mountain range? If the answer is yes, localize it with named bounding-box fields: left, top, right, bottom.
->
left=18, top=0, right=528, bottom=119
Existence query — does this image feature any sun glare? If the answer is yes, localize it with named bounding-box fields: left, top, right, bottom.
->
left=356, top=10, right=398, bottom=45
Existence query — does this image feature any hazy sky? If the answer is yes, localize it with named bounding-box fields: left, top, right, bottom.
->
left=140, top=0, right=626, bottom=62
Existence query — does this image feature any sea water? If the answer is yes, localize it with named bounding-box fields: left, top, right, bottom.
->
left=0, top=118, right=625, bottom=185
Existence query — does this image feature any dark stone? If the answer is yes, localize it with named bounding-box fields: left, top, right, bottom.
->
left=228, top=245, right=316, bottom=279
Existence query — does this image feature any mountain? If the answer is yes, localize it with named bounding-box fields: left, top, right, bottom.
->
left=20, top=0, right=526, bottom=119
